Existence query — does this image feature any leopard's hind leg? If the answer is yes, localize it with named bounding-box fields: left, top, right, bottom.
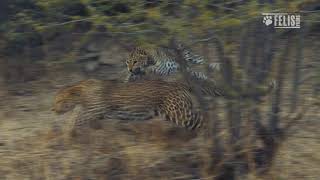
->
left=160, top=92, right=203, bottom=130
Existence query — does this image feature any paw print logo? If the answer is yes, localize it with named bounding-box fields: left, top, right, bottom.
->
left=263, top=16, right=273, bottom=26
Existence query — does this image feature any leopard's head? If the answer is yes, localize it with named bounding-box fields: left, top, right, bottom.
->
left=52, top=79, right=103, bottom=114
left=52, top=85, right=82, bottom=114
left=126, top=47, right=154, bottom=75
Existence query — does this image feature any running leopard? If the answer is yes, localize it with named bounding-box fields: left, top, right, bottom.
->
left=52, top=79, right=204, bottom=134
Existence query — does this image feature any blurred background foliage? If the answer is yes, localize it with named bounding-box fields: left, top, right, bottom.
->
left=0, top=1, right=320, bottom=179
left=1, top=0, right=319, bottom=56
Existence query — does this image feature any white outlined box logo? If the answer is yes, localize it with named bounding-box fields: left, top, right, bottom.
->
left=262, top=13, right=301, bottom=29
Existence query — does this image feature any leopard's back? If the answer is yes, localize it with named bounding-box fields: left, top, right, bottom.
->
left=106, top=80, right=203, bottom=130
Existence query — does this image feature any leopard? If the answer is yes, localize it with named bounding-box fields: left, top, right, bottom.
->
left=125, top=44, right=220, bottom=82
left=52, top=79, right=204, bottom=134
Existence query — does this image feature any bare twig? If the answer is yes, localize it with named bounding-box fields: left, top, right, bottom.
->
left=41, top=17, right=95, bottom=28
